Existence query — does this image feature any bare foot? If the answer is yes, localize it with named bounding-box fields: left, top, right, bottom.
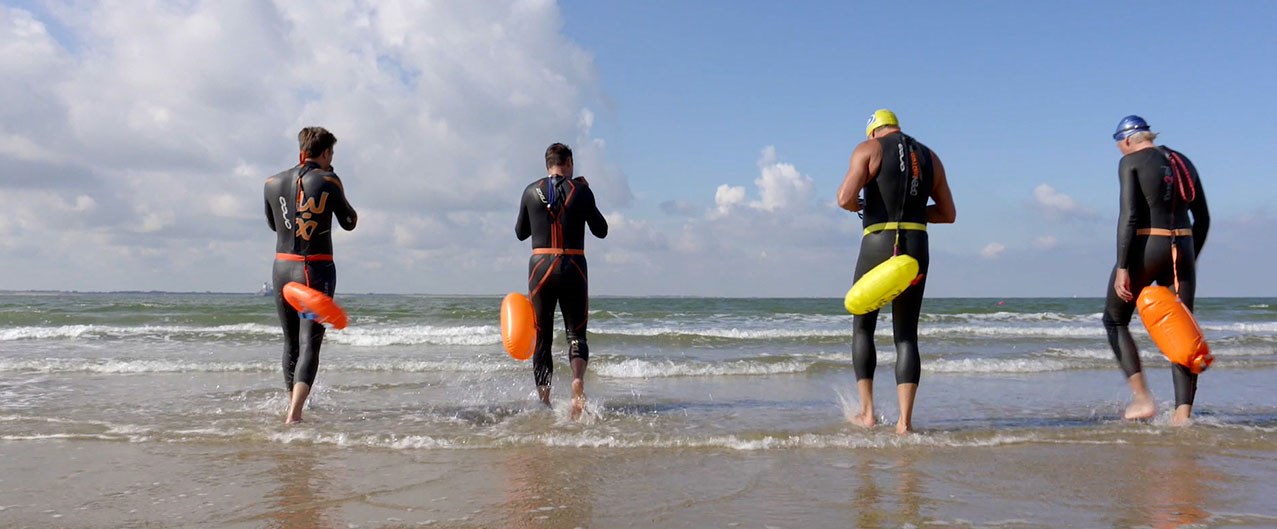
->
left=537, top=386, right=552, bottom=408
left=285, top=416, right=303, bottom=425
left=1171, top=404, right=1193, bottom=427
left=851, top=411, right=876, bottom=428
left=570, top=379, right=586, bottom=421
left=895, top=421, right=912, bottom=435
left=1124, top=395, right=1156, bottom=420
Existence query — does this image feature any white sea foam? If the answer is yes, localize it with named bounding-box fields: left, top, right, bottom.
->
left=1041, top=347, right=1113, bottom=360
left=0, top=357, right=516, bottom=374
left=593, top=326, right=846, bottom=340
left=1201, top=322, right=1277, bottom=333
left=0, top=322, right=506, bottom=347
left=327, top=325, right=499, bottom=347
left=927, top=311, right=1102, bottom=324
left=495, top=432, right=1045, bottom=450
left=919, top=325, right=1107, bottom=338
left=928, top=358, right=1074, bottom=374
left=0, top=323, right=278, bottom=341
left=593, top=358, right=811, bottom=378
left=268, top=430, right=458, bottom=449
left=0, top=358, right=272, bottom=374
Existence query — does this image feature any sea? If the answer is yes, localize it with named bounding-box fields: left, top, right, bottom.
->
left=1, top=293, right=1275, bottom=528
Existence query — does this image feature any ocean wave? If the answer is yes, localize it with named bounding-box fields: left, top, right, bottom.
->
left=0, top=358, right=518, bottom=375
left=1201, top=322, right=1277, bottom=333
left=593, top=326, right=846, bottom=340
left=924, top=311, right=1102, bottom=324
left=0, top=358, right=273, bottom=374
left=328, top=325, right=499, bottom=347
left=927, top=358, right=1077, bottom=374
left=0, top=322, right=504, bottom=347
left=593, top=358, right=811, bottom=378
left=0, top=323, right=278, bottom=341
left=918, top=325, right=1107, bottom=338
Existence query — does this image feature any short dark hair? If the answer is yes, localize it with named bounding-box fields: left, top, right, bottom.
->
left=545, top=143, right=573, bottom=169
left=298, top=127, right=337, bottom=158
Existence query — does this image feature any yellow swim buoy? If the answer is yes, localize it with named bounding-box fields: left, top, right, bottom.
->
left=500, top=292, right=536, bottom=361
left=1137, top=286, right=1212, bottom=374
left=844, top=255, right=921, bottom=315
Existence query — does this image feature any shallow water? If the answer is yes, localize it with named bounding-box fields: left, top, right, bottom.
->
left=1, top=293, right=1275, bottom=527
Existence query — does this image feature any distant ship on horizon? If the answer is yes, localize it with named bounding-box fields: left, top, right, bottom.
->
left=256, top=282, right=273, bottom=296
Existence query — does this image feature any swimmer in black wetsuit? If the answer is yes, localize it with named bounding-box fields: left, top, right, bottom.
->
left=836, top=110, right=956, bottom=435
left=1103, top=115, right=1209, bottom=426
left=515, top=143, right=608, bottom=419
left=263, top=127, right=358, bottom=424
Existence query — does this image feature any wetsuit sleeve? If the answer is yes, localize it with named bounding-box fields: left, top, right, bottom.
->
left=263, top=179, right=278, bottom=231
left=1115, top=157, right=1140, bottom=269
left=1187, top=163, right=1209, bottom=257
left=583, top=185, right=608, bottom=239
left=515, top=187, right=532, bottom=241
left=324, top=175, right=358, bottom=231
left=265, top=196, right=276, bottom=231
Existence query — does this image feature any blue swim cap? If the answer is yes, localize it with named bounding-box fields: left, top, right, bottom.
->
left=1113, top=115, right=1150, bottom=141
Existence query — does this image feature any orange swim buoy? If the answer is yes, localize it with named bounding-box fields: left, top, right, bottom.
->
left=1137, top=286, right=1212, bottom=374
left=281, top=282, right=349, bottom=330
left=500, top=292, right=536, bottom=361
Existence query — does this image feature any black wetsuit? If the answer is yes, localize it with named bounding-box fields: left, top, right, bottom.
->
left=515, top=176, right=608, bottom=388
left=1103, top=146, right=1209, bottom=406
left=853, top=132, right=935, bottom=386
left=263, top=161, right=357, bottom=390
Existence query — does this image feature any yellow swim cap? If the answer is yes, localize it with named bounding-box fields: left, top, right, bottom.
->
left=865, top=109, right=899, bottom=138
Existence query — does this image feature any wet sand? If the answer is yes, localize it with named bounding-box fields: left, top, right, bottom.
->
left=4, top=433, right=1277, bottom=529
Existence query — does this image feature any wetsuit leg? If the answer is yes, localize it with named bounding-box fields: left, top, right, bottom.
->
left=1170, top=240, right=1199, bottom=407
left=559, top=255, right=590, bottom=363
left=852, top=232, right=895, bottom=381
left=890, top=233, right=930, bottom=385
left=1104, top=237, right=1174, bottom=378
left=272, top=260, right=334, bottom=390
left=296, top=262, right=335, bottom=388
left=529, top=255, right=560, bottom=388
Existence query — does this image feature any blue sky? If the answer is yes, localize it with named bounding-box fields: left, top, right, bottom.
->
left=557, top=1, right=1277, bottom=296
left=0, top=1, right=1274, bottom=296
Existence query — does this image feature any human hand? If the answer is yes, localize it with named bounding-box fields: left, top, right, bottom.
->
left=1113, top=268, right=1133, bottom=302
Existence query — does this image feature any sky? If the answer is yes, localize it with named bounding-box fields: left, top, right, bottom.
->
left=1, top=0, right=1274, bottom=297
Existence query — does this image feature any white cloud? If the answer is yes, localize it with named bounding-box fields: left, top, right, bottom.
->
left=0, top=2, right=630, bottom=292
left=981, top=242, right=1006, bottom=259
left=713, top=184, right=746, bottom=218
left=1033, top=235, right=1058, bottom=250
left=1032, top=183, right=1095, bottom=220
left=750, top=146, right=813, bottom=212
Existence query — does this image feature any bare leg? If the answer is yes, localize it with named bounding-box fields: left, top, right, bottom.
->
left=570, top=357, right=587, bottom=421
left=1124, top=372, right=1156, bottom=420
left=537, top=386, right=552, bottom=408
left=896, top=383, right=918, bottom=435
left=286, top=382, right=311, bottom=424
left=850, top=378, right=876, bottom=428
left=1171, top=404, right=1193, bottom=426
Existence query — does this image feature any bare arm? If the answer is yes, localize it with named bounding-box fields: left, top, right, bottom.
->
left=836, top=141, right=877, bottom=211
left=925, top=152, right=956, bottom=223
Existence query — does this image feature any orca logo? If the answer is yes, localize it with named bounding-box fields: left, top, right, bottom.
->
left=278, top=196, right=292, bottom=229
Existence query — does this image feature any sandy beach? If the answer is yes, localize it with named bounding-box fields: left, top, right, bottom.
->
left=5, top=431, right=1277, bottom=528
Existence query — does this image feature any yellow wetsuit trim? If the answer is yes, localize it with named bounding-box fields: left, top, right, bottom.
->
left=863, top=222, right=927, bottom=236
